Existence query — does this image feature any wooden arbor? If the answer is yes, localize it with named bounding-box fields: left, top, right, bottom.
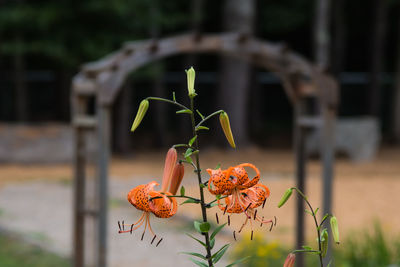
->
left=71, top=32, right=338, bottom=267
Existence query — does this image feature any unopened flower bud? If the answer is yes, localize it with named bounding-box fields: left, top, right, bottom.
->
left=330, top=216, right=340, bottom=244
left=219, top=111, right=236, bottom=148
left=169, top=162, right=185, bottom=195
left=320, top=228, right=329, bottom=257
left=131, top=99, right=149, bottom=132
left=278, top=188, right=293, bottom=208
left=283, top=253, right=295, bottom=267
left=185, top=67, right=196, bottom=97
left=161, top=148, right=178, bottom=192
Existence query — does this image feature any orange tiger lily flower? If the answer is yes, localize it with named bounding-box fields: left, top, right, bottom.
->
left=118, top=148, right=183, bottom=244
left=207, top=163, right=260, bottom=196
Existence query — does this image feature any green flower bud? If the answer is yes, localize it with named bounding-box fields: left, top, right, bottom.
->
left=131, top=99, right=149, bottom=132
left=278, top=188, right=293, bottom=208
left=320, top=228, right=329, bottom=257
left=330, top=216, right=340, bottom=244
left=219, top=111, right=236, bottom=148
left=185, top=67, right=196, bottom=97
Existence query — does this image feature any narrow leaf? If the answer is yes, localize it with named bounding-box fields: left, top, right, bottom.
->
left=314, top=207, right=319, bottom=215
left=186, top=233, right=206, bottom=247
left=210, top=223, right=227, bottom=241
left=184, top=148, right=193, bottom=158
left=212, top=244, right=230, bottom=264
left=209, top=238, right=215, bottom=250
left=176, top=109, right=192, bottom=114
left=189, top=258, right=208, bottom=267
left=305, top=209, right=313, bottom=216
left=181, top=199, right=199, bottom=205
left=215, top=163, right=221, bottom=169
left=225, top=256, right=251, bottom=267
left=180, top=252, right=207, bottom=260
left=195, top=126, right=210, bottom=131
left=189, top=135, right=197, bottom=146
left=172, top=91, right=176, bottom=102
left=196, top=109, right=205, bottom=120
left=194, top=221, right=210, bottom=233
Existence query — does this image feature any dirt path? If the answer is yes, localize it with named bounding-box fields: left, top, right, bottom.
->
left=0, top=147, right=399, bottom=265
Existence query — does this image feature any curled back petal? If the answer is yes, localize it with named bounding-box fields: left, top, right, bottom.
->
left=148, top=191, right=177, bottom=218
left=237, top=163, right=260, bottom=189
left=127, top=181, right=158, bottom=212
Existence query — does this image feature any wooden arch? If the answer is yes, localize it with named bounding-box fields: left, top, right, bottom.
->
left=71, top=32, right=338, bottom=267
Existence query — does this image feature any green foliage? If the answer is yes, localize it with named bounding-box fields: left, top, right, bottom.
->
left=340, top=223, right=400, bottom=267
left=0, top=234, right=70, bottom=267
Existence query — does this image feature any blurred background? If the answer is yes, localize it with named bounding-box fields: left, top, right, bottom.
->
left=1, top=0, right=400, bottom=266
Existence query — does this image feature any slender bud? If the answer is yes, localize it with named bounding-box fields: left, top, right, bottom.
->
left=283, top=253, right=295, bottom=267
left=169, top=162, right=185, bottom=195
left=131, top=99, right=149, bottom=132
left=161, top=148, right=177, bottom=192
left=330, top=216, right=340, bottom=244
left=278, top=188, right=293, bottom=208
left=219, top=111, right=236, bottom=148
left=320, top=228, right=329, bottom=257
left=185, top=67, right=196, bottom=98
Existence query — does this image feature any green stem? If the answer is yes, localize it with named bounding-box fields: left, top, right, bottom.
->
left=146, top=96, right=190, bottom=110
left=206, top=196, right=228, bottom=207
left=292, top=187, right=324, bottom=267
left=190, top=97, right=214, bottom=267
left=292, top=249, right=321, bottom=254
left=195, top=110, right=224, bottom=129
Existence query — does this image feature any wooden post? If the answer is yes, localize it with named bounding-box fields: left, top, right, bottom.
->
left=72, top=95, right=88, bottom=267
left=321, top=105, right=335, bottom=266
left=96, top=104, right=111, bottom=267
left=294, top=98, right=308, bottom=267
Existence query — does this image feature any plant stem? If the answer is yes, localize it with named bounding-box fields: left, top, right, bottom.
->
left=293, top=188, right=324, bottom=267
left=190, top=97, right=213, bottom=267
left=146, top=96, right=190, bottom=110
left=195, top=110, right=224, bottom=128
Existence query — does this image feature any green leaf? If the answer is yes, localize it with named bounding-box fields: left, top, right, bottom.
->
left=210, top=223, right=227, bottom=241
left=199, top=183, right=206, bottom=188
left=189, top=135, right=197, bottom=146
left=184, top=148, right=193, bottom=158
left=216, top=194, right=221, bottom=200
left=172, top=91, right=176, bottom=102
left=305, top=209, right=313, bottom=216
left=215, top=163, right=221, bottom=169
left=225, top=256, right=251, bottom=267
left=189, top=258, right=208, bottom=267
left=194, top=221, right=210, bottom=233
left=176, top=109, right=192, bottom=114
left=196, top=109, right=205, bottom=120
left=180, top=186, right=185, bottom=196
left=180, top=252, right=207, bottom=260
left=208, top=203, right=219, bottom=207
left=302, top=245, right=313, bottom=250
left=181, top=199, right=199, bottom=205
left=185, top=156, right=193, bottom=165
left=209, top=237, right=215, bottom=249
left=314, top=207, right=319, bottom=215
left=212, top=244, right=230, bottom=264
left=186, top=233, right=206, bottom=247
left=321, top=214, right=330, bottom=224
left=195, top=126, right=210, bottom=131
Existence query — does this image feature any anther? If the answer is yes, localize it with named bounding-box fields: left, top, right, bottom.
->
left=223, top=206, right=228, bottom=215
left=118, top=221, right=121, bottom=231
left=260, top=216, right=264, bottom=227
left=251, top=231, right=254, bottom=240
left=216, top=213, right=219, bottom=224
left=253, top=210, right=258, bottom=220
left=262, top=199, right=266, bottom=209
left=122, top=220, right=125, bottom=231
left=245, top=203, right=251, bottom=212
left=269, top=223, right=273, bottom=232
left=151, top=235, right=157, bottom=245
left=274, top=216, right=277, bottom=226
left=156, top=238, right=163, bottom=247
left=130, top=224, right=134, bottom=234
left=233, top=231, right=236, bottom=241
left=141, top=232, right=145, bottom=241
left=228, top=215, right=231, bottom=226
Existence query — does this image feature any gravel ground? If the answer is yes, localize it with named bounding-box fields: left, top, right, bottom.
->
left=1, top=147, right=400, bottom=266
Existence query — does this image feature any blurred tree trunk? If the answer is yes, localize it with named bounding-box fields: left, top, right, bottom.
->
left=14, top=34, right=28, bottom=122
left=313, top=0, right=332, bottom=71
left=218, top=0, right=255, bottom=147
left=331, top=0, right=346, bottom=76
left=368, top=0, right=388, bottom=116
left=393, top=9, right=400, bottom=143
